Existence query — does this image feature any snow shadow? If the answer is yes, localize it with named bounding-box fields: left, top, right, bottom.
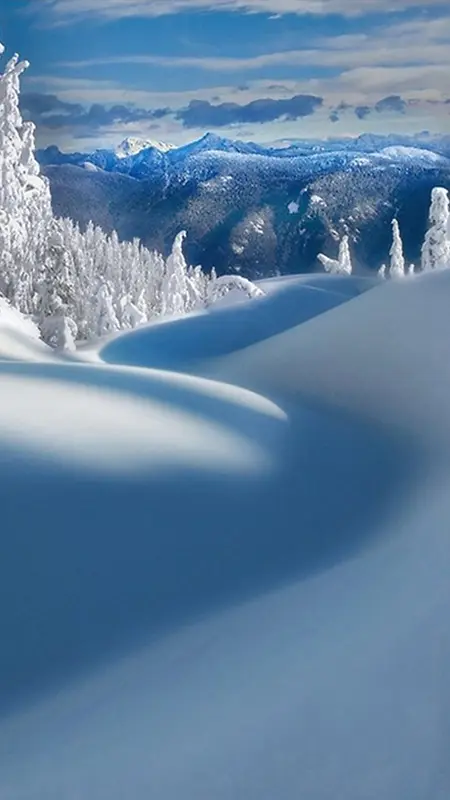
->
left=0, top=367, right=414, bottom=716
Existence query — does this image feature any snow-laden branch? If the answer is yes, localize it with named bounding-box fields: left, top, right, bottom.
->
left=207, top=274, right=266, bottom=306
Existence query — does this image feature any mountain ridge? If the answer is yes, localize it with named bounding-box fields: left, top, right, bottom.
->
left=40, top=132, right=450, bottom=279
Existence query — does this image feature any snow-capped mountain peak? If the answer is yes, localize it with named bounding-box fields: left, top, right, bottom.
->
left=379, top=145, right=445, bottom=163
left=115, top=137, right=176, bottom=158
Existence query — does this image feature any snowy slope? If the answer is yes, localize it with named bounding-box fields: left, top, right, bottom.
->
left=101, top=274, right=374, bottom=372
left=379, top=145, right=446, bottom=164
left=0, top=298, right=40, bottom=341
left=1, top=271, right=450, bottom=799
left=210, top=269, right=450, bottom=448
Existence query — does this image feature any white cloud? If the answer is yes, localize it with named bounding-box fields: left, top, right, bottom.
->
left=26, top=8, right=450, bottom=149
left=54, top=14, right=450, bottom=103
left=27, top=57, right=450, bottom=110
left=31, top=0, right=450, bottom=23
left=59, top=40, right=450, bottom=74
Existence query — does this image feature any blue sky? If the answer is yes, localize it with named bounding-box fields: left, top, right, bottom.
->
left=1, top=0, right=449, bottom=151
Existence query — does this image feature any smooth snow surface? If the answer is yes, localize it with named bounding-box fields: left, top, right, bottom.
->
left=0, top=298, right=40, bottom=341
left=1, top=271, right=450, bottom=800
left=101, top=274, right=373, bottom=372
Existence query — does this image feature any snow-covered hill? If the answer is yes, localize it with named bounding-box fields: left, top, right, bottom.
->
left=2, top=268, right=450, bottom=799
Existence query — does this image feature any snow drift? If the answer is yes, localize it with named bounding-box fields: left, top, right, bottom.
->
left=1, top=267, right=450, bottom=800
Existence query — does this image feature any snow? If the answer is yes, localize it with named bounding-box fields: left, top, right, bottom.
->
left=248, top=214, right=265, bottom=235
left=2, top=33, right=450, bottom=800
left=287, top=200, right=299, bottom=214
left=2, top=267, right=450, bottom=799
left=318, top=234, right=353, bottom=275
left=310, top=193, right=326, bottom=207
left=0, top=297, right=40, bottom=340
left=351, top=155, right=372, bottom=166
left=203, top=175, right=233, bottom=191
left=211, top=269, right=450, bottom=449
left=389, top=218, right=406, bottom=278
left=380, top=145, right=445, bottom=163
left=100, top=275, right=369, bottom=372
left=0, top=365, right=284, bottom=476
left=82, top=161, right=99, bottom=171
left=115, top=136, right=175, bottom=158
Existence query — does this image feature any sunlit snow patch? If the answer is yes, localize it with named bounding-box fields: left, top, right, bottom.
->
left=0, top=365, right=285, bottom=475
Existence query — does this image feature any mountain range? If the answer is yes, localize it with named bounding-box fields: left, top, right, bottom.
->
left=38, top=132, right=450, bottom=278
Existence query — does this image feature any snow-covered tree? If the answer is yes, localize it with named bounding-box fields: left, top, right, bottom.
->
left=0, top=41, right=78, bottom=346
left=318, top=235, right=353, bottom=275
left=378, top=264, right=386, bottom=279
left=40, top=307, right=77, bottom=351
left=187, top=263, right=213, bottom=308
left=0, top=39, right=278, bottom=347
left=421, top=187, right=450, bottom=272
left=207, top=274, right=265, bottom=306
left=389, top=219, right=405, bottom=278
left=94, top=282, right=120, bottom=338
left=0, top=43, right=53, bottom=310
left=338, top=236, right=352, bottom=275
left=160, top=231, right=191, bottom=316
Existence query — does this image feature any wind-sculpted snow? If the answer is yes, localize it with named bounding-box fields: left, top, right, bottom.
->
left=0, top=301, right=402, bottom=714
left=101, top=274, right=373, bottom=371
left=1, top=271, right=450, bottom=799
left=212, top=269, right=450, bottom=450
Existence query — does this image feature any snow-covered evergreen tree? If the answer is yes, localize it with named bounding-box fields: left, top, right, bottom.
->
left=421, top=187, right=450, bottom=272
left=318, top=235, right=353, bottom=275
left=0, top=37, right=311, bottom=347
left=94, top=282, right=120, bottom=338
left=389, top=219, right=405, bottom=279
left=160, top=231, right=191, bottom=316
left=338, top=236, right=352, bottom=276
left=0, top=43, right=53, bottom=311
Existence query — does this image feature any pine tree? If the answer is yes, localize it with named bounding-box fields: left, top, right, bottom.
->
left=338, top=236, right=352, bottom=275
left=318, top=235, right=353, bottom=275
left=95, top=282, right=120, bottom=338
left=421, top=187, right=450, bottom=271
left=389, top=219, right=405, bottom=278
left=0, top=39, right=270, bottom=346
left=0, top=44, right=53, bottom=310
left=160, top=231, right=191, bottom=316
